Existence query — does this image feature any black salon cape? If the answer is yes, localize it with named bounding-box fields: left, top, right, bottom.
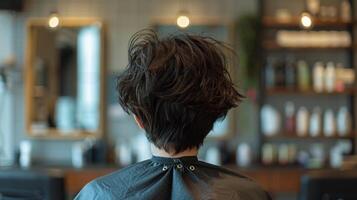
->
left=75, top=156, right=271, bottom=200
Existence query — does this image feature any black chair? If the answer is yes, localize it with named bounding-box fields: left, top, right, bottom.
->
left=299, top=170, right=357, bottom=200
left=0, top=169, right=65, bottom=200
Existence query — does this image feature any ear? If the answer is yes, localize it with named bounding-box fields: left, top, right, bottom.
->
left=134, top=115, right=145, bottom=129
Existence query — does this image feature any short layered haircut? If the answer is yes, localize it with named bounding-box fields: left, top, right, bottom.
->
left=117, top=30, right=243, bottom=153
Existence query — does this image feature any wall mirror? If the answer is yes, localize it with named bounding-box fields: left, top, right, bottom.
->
left=25, top=18, right=105, bottom=139
left=154, top=22, right=237, bottom=139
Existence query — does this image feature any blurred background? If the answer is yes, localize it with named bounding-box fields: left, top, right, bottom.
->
left=0, top=0, right=357, bottom=199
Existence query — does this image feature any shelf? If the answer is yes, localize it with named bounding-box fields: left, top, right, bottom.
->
left=263, top=17, right=354, bottom=28
left=263, top=41, right=352, bottom=51
left=225, top=164, right=305, bottom=171
left=266, top=88, right=356, bottom=96
left=264, top=134, right=355, bottom=141
left=259, top=4, right=357, bottom=174
left=27, top=128, right=100, bottom=140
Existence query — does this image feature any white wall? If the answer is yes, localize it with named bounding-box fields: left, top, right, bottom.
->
left=0, top=12, right=16, bottom=166
left=0, top=12, right=14, bottom=64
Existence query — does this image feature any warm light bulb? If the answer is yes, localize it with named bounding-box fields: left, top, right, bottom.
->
left=48, top=14, right=60, bottom=28
left=300, top=12, right=313, bottom=29
left=177, top=15, right=190, bottom=28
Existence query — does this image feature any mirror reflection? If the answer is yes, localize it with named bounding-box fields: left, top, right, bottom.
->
left=29, top=25, right=102, bottom=135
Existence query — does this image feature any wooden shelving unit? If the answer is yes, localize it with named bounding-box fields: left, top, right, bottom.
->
left=262, top=16, right=354, bottom=28
left=258, top=0, right=356, bottom=169
left=262, top=41, right=353, bottom=51
left=27, top=129, right=99, bottom=140
left=264, top=134, right=356, bottom=140
left=266, top=87, right=357, bottom=95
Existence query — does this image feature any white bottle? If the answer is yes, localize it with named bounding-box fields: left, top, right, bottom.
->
left=296, top=107, right=309, bottom=137
left=278, top=144, right=289, bottom=165
left=132, top=133, right=152, bottom=162
left=19, top=140, right=32, bottom=168
left=330, top=146, right=343, bottom=168
left=56, top=97, right=76, bottom=132
left=309, top=143, right=325, bottom=168
left=340, top=0, right=352, bottom=22
left=307, top=0, right=320, bottom=15
left=236, top=143, right=252, bottom=167
left=309, top=107, right=322, bottom=137
left=205, top=147, right=221, bottom=166
left=115, top=142, right=133, bottom=166
left=325, top=62, right=336, bottom=93
left=329, top=141, right=351, bottom=168
left=337, top=106, right=351, bottom=136
left=323, top=109, right=336, bottom=137
left=261, top=105, right=281, bottom=136
left=72, top=142, right=85, bottom=168
left=313, top=62, right=325, bottom=92
left=262, top=143, right=276, bottom=165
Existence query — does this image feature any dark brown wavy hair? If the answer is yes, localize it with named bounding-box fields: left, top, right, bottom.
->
left=117, top=29, right=243, bottom=153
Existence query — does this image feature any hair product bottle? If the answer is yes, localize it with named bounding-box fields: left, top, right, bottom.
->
left=297, top=60, right=310, bottom=91
left=340, top=0, right=352, bottom=22
left=296, top=107, right=309, bottom=137
left=325, top=62, right=336, bottom=93
left=313, top=62, right=325, bottom=92
left=309, top=107, right=322, bottom=137
left=284, top=101, right=295, bottom=134
left=323, top=109, right=336, bottom=137
left=337, top=106, right=351, bottom=136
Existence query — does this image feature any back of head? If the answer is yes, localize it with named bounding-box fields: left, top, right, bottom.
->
left=117, top=30, right=243, bottom=153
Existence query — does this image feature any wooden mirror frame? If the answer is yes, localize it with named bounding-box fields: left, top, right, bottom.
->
left=24, top=18, right=106, bottom=140
left=150, top=18, right=239, bottom=141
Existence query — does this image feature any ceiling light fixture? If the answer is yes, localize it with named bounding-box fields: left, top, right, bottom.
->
left=48, top=12, right=60, bottom=29
left=300, top=12, right=313, bottom=29
left=177, top=14, right=190, bottom=28
left=176, top=0, right=190, bottom=29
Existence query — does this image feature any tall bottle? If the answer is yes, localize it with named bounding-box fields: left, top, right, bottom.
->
left=275, top=59, right=286, bottom=87
left=297, top=60, right=310, bottom=91
left=309, top=107, right=322, bottom=137
left=265, top=57, right=275, bottom=89
left=313, top=62, right=324, bottom=92
left=285, top=101, right=295, bottom=134
left=323, top=109, right=336, bottom=137
left=335, top=63, right=345, bottom=92
left=306, top=0, right=320, bottom=16
left=285, top=56, right=296, bottom=89
left=337, top=106, right=352, bottom=136
left=296, top=107, right=309, bottom=137
left=325, top=62, right=336, bottom=93
left=340, top=0, right=352, bottom=22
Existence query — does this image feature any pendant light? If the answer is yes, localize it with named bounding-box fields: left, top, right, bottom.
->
left=300, top=11, right=313, bottom=29
left=48, top=11, right=60, bottom=29
left=176, top=0, right=190, bottom=29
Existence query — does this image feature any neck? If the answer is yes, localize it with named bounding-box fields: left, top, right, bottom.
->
left=151, top=144, right=198, bottom=158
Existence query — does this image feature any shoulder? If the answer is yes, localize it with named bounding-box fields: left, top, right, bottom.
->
left=74, top=179, right=103, bottom=200
left=198, top=161, right=272, bottom=200
left=198, top=161, right=252, bottom=179
left=75, top=160, right=152, bottom=200
left=95, top=159, right=152, bottom=186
